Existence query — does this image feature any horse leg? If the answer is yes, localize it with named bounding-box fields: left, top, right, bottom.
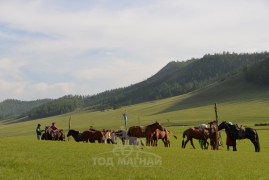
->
left=182, top=139, right=185, bottom=148
left=183, top=139, right=189, bottom=148
left=165, top=139, right=170, bottom=147
left=190, top=139, right=195, bottom=149
left=249, top=137, right=259, bottom=152
left=161, top=138, right=166, bottom=147
left=146, top=137, right=150, bottom=146
left=232, top=145, right=237, bottom=151
left=232, top=139, right=237, bottom=151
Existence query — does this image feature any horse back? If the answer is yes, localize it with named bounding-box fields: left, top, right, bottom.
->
left=128, top=126, right=145, bottom=138
left=88, top=130, right=103, bottom=140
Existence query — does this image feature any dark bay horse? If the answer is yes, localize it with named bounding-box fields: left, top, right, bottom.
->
left=182, top=127, right=209, bottom=149
left=218, top=121, right=260, bottom=152
left=67, top=129, right=103, bottom=143
left=127, top=122, right=164, bottom=146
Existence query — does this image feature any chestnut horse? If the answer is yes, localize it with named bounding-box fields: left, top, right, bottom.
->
left=209, top=121, right=219, bottom=150
left=218, top=121, right=260, bottom=152
left=67, top=129, right=103, bottom=143
left=182, top=127, right=209, bottom=149
left=127, top=122, right=164, bottom=146
left=153, top=129, right=177, bottom=147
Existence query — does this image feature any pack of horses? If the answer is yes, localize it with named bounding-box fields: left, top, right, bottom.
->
left=41, top=121, right=260, bottom=152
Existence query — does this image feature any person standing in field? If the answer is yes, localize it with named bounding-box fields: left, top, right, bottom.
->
left=122, top=110, right=127, bottom=130
left=36, top=124, right=42, bottom=140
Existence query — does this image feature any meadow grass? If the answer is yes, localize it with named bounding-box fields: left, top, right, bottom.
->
left=1, top=76, right=269, bottom=179
left=0, top=132, right=268, bottom=180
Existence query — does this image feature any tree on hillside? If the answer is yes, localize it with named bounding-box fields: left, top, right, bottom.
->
left=244, top=58, right=269, bottom=85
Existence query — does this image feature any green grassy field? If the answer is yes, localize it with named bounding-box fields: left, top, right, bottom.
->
left=1, top=76, right=269, bottom=179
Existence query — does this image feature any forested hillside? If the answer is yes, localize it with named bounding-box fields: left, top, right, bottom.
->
left=244, top=57, right=269, bottom=85
left=1, top=52, right=269, bottom=121
left=27, top=95, right=83, bottom=119
left=82, top=52, right=269, bottom=110
left=0, top=99, right=52, bottom=120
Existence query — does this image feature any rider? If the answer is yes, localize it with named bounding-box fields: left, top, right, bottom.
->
left=50, top=122, right=58, bottom=132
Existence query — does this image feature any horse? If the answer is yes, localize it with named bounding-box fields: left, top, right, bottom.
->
left=115, top=129, right=129, bottom=144
left=67, top=130, right=91, bottom=142
left=54, top=129, right=65, bottom=141
left=208, top=121, right=219, bottom=150
left=153, top=129, right=177, bottom=147
left=115, top=129, right=144, bottom=146
left=127, top=121, right=164, bottom=146
left=182, top=127, right=209, bottom=149
left=88, top=129, right=103, bottom=143
left=218, top=121, right=260, bottom=152
left=41, top=126, right=65, bottom=141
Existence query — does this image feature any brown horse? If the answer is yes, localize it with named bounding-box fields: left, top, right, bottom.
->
left=89, top=130, right=104, bottom=143
left=127, top=122, right=164, bottom=146
left=209, top=121, right=219, bottom=150
left=153, top=129, right=177, bottom=147
left=182, top=127, right=209, bottom=149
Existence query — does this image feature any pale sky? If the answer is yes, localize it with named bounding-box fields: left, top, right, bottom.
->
left=0, top=0, right=268, bottom=101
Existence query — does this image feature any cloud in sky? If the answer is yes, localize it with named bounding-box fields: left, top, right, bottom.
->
left=0, top=0, right=269, bottom=101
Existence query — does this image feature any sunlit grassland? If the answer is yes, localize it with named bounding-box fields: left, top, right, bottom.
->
left=0, top=132, right=269, bottom=180
left=1, top=76, right=269, bottom=179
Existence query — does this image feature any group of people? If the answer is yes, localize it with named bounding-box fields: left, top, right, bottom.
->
left=36, top=122, right=58, bottom=140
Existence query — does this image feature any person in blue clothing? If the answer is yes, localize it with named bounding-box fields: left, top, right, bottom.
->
left=122, top=110, right=127, bottom=130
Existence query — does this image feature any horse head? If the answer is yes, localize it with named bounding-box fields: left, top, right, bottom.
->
left=218, top=121, right=229, bottom=131
left=67, top=129, right=79, bottom=137
left=152, top=121, right=164, bottom=131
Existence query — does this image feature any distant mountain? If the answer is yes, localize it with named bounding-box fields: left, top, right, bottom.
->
left=0, top=99, right=52, bottom=120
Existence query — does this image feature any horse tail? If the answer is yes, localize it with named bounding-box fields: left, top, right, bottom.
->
left=167, top=130, right=178, bottom=140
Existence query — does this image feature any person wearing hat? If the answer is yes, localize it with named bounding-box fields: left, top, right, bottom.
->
left=36, top=124, right=42, bottom=140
